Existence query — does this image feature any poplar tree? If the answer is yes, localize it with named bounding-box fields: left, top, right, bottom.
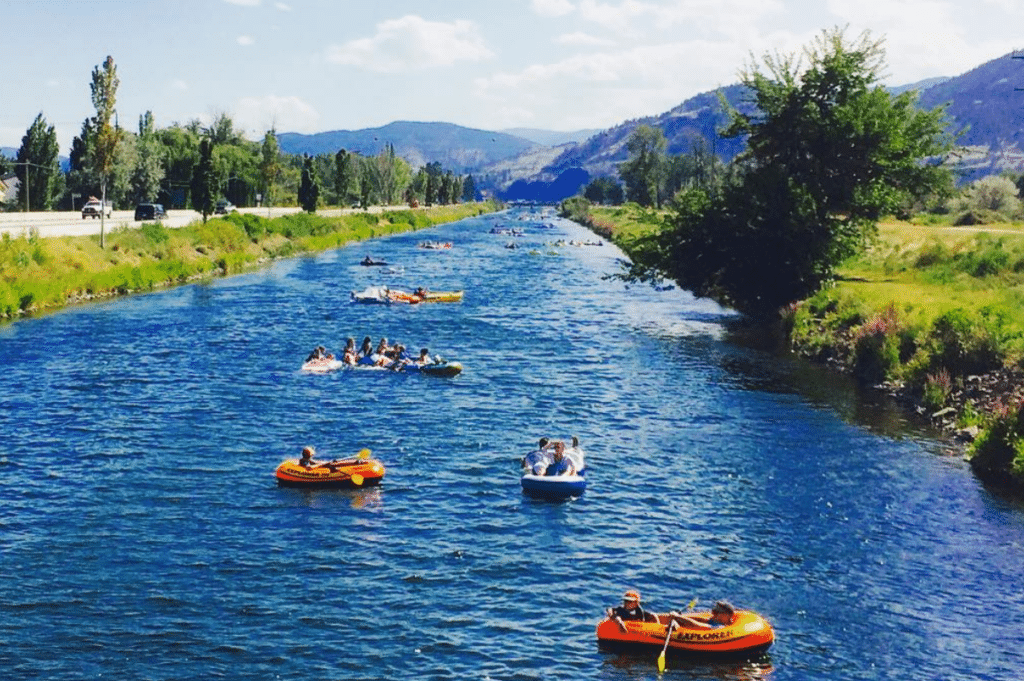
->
left=298, top=155, right=319, bottom=212
left=259, top=129, right=280, bottom=213
left=334, top=148, right=353, bottom=206
left=89, top=56, right=120, bottom=248
left=129, top=111, right=165, bottom=204
left=191, top=137, right=217, bottom=222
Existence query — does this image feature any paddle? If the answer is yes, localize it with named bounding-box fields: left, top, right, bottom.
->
left=657, top=621, right=674, bottom=673
left=348, top=449, right=370, bottom=486
left=658, top=598, right=697, bottom=673
left=324, top=448, right=372, bottom=471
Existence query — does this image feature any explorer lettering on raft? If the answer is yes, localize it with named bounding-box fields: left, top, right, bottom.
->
left=596, top=603, right=773, bottom=658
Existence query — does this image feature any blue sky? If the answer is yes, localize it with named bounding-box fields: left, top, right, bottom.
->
left=3, top=0, right=1022, bottom=153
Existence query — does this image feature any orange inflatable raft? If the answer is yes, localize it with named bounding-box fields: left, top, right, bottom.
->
left=596, top=610, right=774, bottom=658
left=275, top=457, right=385, bottom=488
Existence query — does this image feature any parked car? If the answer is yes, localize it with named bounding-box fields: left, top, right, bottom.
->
left=81, top=198, right=112, bottom=219
left=214, top=199, right=236, bottom=214
left=134, top=203, right=167, bottom=221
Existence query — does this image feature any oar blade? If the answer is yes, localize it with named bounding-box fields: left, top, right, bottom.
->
left=356, top=448, right=371, bottom=460
left=350, top=473, right=364, bottom=486
left=657, top=649, right=666, bottom=673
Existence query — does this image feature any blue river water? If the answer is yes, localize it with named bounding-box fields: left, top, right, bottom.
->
left=2, top=208, right=1023, bottom=681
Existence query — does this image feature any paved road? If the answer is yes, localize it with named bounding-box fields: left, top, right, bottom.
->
left=0, top=205, right=407, bottom=239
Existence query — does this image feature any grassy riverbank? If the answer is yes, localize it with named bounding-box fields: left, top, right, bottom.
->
left=0, top=202, right=498, bottom=320
left=568, top=201, right=1024, bottom=491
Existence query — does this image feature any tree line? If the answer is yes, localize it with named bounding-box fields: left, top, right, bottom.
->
left=1, top=57, right=479, bottom=220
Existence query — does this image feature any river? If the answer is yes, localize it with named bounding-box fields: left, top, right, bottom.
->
left=1, top=208, right=1022, bottom=680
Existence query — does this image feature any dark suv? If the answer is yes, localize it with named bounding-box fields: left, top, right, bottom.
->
left=134, top=203, right=167, bottom=221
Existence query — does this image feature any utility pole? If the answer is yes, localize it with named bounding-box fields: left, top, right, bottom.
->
left=11, top=160, right=51, bottom=212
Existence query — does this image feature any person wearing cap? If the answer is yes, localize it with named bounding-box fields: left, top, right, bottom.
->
left=606, top=590, right=653, bottom=632
left=669, top=600, right=736, bottom=629
left=298, top=446, right=320, bottom=468
left=522, top=438, right=553, bottom=475
left=544, top=440, right=576, bottom=476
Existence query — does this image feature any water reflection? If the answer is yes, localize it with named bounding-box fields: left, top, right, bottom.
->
left=599, top=651, right=775, bottom=679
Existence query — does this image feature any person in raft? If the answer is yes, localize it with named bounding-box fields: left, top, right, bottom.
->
left=545, top=440, right=576, bottom=477
left=341, top=337, right=358, bottom=365
left=607, top=590, right=656, bottom=632
left=298, top=445, right=324, bottom=469
left=357, top=336, right=375, bottom=365
left=522, top=437, right=553, bottom=475
left=668, top=600, right=736, bottom=629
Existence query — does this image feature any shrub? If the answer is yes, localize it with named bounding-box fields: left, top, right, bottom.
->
left=969, top=399, right=1024, bottom=484
left=953, top=209, right=1005, bottom=226
left=913, top=240, right=949, bottom=269
left=852, top=304, right=902, bottom=384
left=926, top=308, right=1003, bottom=377
left=954, top=234, right=1011, bottom=278
left=952, top=175, right=1022, bottom=215
left=139, top=221, right=170, bottom=244
left=222, top=211, right=269, bottom=240
left=921, top=368, right=953, bottom=411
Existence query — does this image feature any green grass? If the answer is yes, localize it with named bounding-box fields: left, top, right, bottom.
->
left=0, top=202, right=498, bottom=320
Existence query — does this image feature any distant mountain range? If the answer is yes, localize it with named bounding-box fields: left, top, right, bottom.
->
left=7, top=52, right=1023, bottom=202
left=276, top=121, right=539, bottom=174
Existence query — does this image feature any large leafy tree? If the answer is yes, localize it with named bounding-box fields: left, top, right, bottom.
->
left=215, top=143, right=258, bottom=207
left=654, top=28, right=955, bottom=318
left=14, top=113, right=61, bottom=211
left=618, top=124, right=666, bottom=207
left=156, top=125, right=199, bottom=208
left=88, top=56, right=121, bottom=248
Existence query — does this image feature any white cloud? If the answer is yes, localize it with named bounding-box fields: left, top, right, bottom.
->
left=234, top=95, right=320, bottom=135
left=531, top=0, right=576, bottom=17
left=237, top=35, right=255, bottom=46
left=324, top=15, right=493, bottom=72
left=274, top=2, right=292, bottom=10
left=556, top=32, right=615, bottom=47
left=475, top=39, right=739, bottom=129
left=575, top=0, right=655, bottom=33
left=171, top=79, right=189, bottom=91
left=824, top=0, right=1015, bottom=83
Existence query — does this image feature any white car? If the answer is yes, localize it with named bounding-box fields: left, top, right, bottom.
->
left=81, top=199, right=112, bottom=219
left=214, top=199, right=236, bottom=214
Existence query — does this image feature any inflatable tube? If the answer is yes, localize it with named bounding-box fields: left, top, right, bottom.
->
left=596, top=610, right=774, bottom=658
left=402, top=361, right=463, bottom=377
left=302, top=358, right=344, bottom=373
left=420, top=290, right=464, bottom=303
left=521, top=473, right=586, bottom=499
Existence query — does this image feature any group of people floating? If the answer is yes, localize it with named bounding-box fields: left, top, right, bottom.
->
left=606, top=590, right=736, bottom=632
left=521, top=436, right=584, bottom=477
left=306, top=336, right=434, bottom=371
